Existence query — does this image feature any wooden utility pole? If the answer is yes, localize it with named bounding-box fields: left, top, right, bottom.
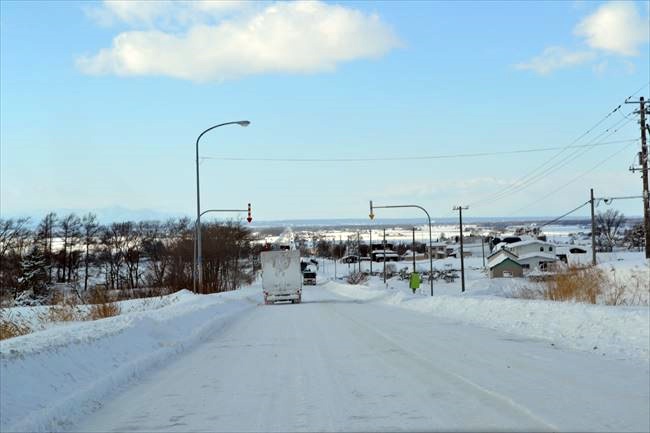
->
left=626, top=96, right=649, bottom=259
left=590, top=188, right=597, bottom=266
left=412, top=227, right=416, bottom=273
left=453, top=205, right=469, bottom=292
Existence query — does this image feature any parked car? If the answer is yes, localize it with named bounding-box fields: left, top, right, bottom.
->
left=341, top=255, right=359, bottom=263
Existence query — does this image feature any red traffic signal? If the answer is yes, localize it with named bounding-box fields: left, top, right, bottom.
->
left=246, top=203, right=252, bottom=223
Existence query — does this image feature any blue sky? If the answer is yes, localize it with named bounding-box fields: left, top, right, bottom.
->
left=1, top=0, right=649, bottom=222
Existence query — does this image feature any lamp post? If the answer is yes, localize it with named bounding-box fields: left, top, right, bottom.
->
left=195, top=121, right=250, bottom=293
left=369, top=201, right=435, bottom=296
left=193, top=206, right=252, bottom=293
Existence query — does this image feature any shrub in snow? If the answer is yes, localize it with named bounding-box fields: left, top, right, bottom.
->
left=0, top=314, right=31, bottom=340
left=544, top=265, right=605, bottom=304
left=347, top=272, right=368, bottom=285
left=86, top=288, right=121, bottom=320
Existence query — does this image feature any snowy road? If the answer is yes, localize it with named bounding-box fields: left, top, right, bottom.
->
left=74, top=285, right=649, bottom=432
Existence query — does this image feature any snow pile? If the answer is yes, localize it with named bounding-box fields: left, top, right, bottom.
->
left=0, top=287, right=260, bottom=432
left=326, top=280, right=650, bottom=361
left=1, top=289, right=196, bottom=334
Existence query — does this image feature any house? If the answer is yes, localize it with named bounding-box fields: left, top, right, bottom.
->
left=502, top=239, right=557, bottom=270
left=371, top=249, right=400, bottom=262
left=487, top=249, right=523, bottom=278
left=447, top=245, right=472, bottom=258
left=371, top=243, right=394, bottom=251
left=516, top=252, right=558, bottom=271
left=427, top=242, right=448, bottom=259
left=401, top=250, right=428, bottom=261
left=487, top=239, right=559, bottom=278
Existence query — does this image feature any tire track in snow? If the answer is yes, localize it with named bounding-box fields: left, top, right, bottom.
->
left=325, top=303, right=559, bottom=431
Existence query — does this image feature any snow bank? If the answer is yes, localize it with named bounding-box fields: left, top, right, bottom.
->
left=0, top=287, right=261, bottom=432
left=1, top=289, right=197, bottom=338
left=326, top=280, right=650, bottom=361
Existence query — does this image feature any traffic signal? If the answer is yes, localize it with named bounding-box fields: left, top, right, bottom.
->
left=247, top=203, right=252, bottom=223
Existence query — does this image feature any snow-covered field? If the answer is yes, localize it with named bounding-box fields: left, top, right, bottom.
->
left=2, top=267, right=649, bottom=432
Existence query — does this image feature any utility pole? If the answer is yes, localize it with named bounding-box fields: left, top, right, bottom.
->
left=626, top=96, right=649, bottom=259
left=412, top=227, right=416, bottom=273
left=590, top=188, right=597, bottom=266
left=481, top=236, right=485, bottom=268
left=369, top=228, right=373, bottom=274
left=358, top=231, right=362, bottom=273
left=333, top=237, right=337, bottom=280
left=453, top=205, right=469, bottom=292
left=383, top=228, right=387, bottom=284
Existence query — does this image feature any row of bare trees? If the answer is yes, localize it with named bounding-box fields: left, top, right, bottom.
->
left=0, top=213, right=255, bottom=302
left=594, top=209, right=646, bottom=252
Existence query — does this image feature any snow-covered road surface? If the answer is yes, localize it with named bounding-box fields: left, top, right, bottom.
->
left=74, top=285, right=649, bottom=432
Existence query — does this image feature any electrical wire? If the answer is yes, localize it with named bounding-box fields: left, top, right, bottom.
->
left=468, top=116, right=635, bottom=206
left=508, top=139, right=639, bottom=216
left=200, top=139, right=636, bottom=163
left=537, top=201, right=590, bottom=229
left=465, top=84, right=647, bottom=207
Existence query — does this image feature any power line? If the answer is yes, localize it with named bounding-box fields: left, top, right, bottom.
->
left=200, top=139, right=636, bottom=163
left=469, top=116, right=635, bottom=206
left=537, top=201, right=590, bottom=228
left=508, top=139, right=639, bottom=215
left=465, top=85, right=646, bottom=208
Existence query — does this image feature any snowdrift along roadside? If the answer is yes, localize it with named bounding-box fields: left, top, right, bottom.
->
left=326, top=280, right=650, bottom=361
left=0, top=288, right=260, bottom=432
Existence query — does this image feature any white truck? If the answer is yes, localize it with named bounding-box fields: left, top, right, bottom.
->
left=260, top=250, right=302, bottom=304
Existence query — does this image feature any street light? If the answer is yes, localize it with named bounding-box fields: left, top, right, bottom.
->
left=195, top=121, right=250, bottom=293
left=369, top=201, right=435, bottom=296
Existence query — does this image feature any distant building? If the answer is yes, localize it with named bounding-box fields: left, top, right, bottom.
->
left=488, top=239, right=558, bottom=277
left=487, top=249, right=523, bottom=278
left=371, top=249, right=400, bottom=262
left=427, top=242, right=448, bottom=259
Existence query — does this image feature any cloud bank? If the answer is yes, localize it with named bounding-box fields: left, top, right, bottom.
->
left=78, top=1, right=399, bottom=82
left=516, top=1, right=648, bottom=75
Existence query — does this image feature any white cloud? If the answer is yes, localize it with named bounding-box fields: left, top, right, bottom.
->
left=516, top=1, right=648, bottom=75
left=515, top=46, right=596, bottom=75
left=574, top=1, right=649, bottom=56
left=78, top=1, right=399, bottom=82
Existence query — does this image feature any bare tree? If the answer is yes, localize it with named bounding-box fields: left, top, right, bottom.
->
left=0, top=217, right=31, bottom=257
left=0, top=217, right=32, bottom=298
left=81, top=213, right=101, bottom=291
left=56, top=214, right=81, bottom=283
left=596, top=209, right=626, bottom=252
left=100, top=223, right=126, bottom=290
left=624, top=222, right=645, bottom=251
left=36, top=213, right=57, bottom=283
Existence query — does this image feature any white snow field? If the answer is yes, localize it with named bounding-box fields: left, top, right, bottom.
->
left=2, top=280, right=649, bottom=432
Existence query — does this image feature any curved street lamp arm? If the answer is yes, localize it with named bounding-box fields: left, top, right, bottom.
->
left=196, top=121, right=251, bottom=156
left=367, top=202, right=434, bottom=296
